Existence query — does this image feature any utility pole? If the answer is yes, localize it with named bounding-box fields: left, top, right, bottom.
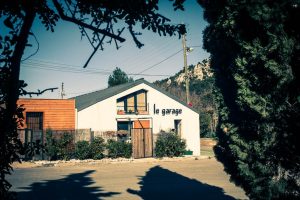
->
left=182, top=33, right=190, bottom=104
left=61, top=82, right=65, bottom=99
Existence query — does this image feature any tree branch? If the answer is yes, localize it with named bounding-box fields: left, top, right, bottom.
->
left=52, top=0, right=125, bottom=43
left=22, top=87, right=59, bottom=97
left=83, top=24, right=108, bottom=68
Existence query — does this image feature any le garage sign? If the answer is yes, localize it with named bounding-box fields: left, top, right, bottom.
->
left=153, top=104, right=182, bottom=116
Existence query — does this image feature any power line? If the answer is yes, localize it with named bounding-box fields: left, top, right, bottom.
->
left=22, top=45, right=202, bottom=77
left=136, top=49, right=183, bottom=75
left=126, top=39, right=179, bottom=72
left=22, top=62, right=173, bottom=77
left=134, top=46, right=202, bottom=75
left=25, top=59, right=112, bottom=72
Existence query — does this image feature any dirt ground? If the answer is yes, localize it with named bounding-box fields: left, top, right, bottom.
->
left=8, top=157, right=248, bottom=200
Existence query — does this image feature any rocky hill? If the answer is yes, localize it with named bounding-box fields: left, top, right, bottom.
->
left=154, top=59, right=218, bottom=137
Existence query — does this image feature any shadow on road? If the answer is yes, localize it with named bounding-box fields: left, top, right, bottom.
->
left=128, top=165, right=236, bottom=200
left=17, top=170, right=120, bottom=200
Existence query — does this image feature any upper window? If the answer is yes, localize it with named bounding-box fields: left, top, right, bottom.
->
left=117, top=90, right=147, bottom=114
left=26, top=112, right=43, bottom=130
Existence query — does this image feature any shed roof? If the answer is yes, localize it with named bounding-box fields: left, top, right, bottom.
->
left=72, top=79, right=198, bottom=113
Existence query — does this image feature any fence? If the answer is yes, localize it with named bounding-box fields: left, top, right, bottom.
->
left=17, top=129, right=126, bottom=145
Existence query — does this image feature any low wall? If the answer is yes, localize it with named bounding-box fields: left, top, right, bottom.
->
left=201, top=138, right=217, bottom=149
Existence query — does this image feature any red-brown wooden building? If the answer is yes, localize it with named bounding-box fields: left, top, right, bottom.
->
left=17, top=98, right=75, bottom=131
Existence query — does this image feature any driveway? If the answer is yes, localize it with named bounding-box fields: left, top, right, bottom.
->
left=8, top=158, right=248, bottom=200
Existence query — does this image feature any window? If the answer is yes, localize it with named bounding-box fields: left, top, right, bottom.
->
left=136, top=92, right=146, bottom=112
left=26, top=112, right=43, bottom=131
left=174, top=120, right=182, bottom=137
left=117, top=121, right=132, bottom=140
left=117, top=121, right=132, bottom=131
left=117, top=90, right=147, bottom=114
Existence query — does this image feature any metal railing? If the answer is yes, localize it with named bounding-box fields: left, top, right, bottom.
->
left=117, top=104, right=149, bottom=115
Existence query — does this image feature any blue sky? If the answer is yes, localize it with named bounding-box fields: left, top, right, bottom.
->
left=19, top=0, right=209, bottom=99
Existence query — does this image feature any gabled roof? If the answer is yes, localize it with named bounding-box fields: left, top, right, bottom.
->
left=72, top=79, right=199, bottom=113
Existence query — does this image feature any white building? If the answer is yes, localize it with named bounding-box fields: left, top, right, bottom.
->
left=74, top=79, right=200, bottom=157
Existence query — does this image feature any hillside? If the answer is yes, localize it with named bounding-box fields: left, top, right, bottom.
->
left=154, top=60, right=218, bottom=137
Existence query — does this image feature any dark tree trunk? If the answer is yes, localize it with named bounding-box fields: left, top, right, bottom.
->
left=7, top=10, right=36, bottom=116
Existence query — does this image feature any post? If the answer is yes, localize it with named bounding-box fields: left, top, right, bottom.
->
left=182, top=33, right=190, bottom=104
left=61, top=82, right=65, bottom=99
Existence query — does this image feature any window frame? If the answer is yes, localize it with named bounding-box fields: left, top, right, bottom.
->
left=117, top=90, right=147, bottom=114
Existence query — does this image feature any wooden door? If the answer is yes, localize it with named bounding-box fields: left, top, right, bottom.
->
left=131, top=121, right=152, bottom=159
left=143, top=128, right=153, bottom=158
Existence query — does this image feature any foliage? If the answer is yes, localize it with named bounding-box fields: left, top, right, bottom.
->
left=106, top=139, right=132, bottom=158
left=45, top=129, right=59, bottom=160
left=23, top=140, right=46, bottom=160
left=55, top=133, right=74, bottom=160
left=155, top=61, right=218, bottom=136
left=75, top=141, right=91, bottom=160
left=200, top=112, right=216, bottom=138
left=0, top=67, right=25, bottom=200
left=155, top=132, right=186, bottom=158
left=0, top=0, right=186, bottom=197
left=108, top=67, right=134, bottom=87
left=89, top=137, right=105, bottom=160
left=199, top=0, right=300, bottom=199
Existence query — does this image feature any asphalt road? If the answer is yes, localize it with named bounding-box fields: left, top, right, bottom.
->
left=8, top=158, right=248, bottom=200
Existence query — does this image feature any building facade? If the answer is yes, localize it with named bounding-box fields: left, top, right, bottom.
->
left=74, top=79, right=200, bottom=156
left=17, top=98, right=75, bottom=131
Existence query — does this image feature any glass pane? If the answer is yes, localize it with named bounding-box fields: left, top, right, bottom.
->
left=117, top=100, right=125, bottom=111
left=127, top=96, right=134, bottom=112
left=137, top=92, right=146, bottom=111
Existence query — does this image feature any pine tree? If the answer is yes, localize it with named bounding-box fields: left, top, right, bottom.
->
left=199, top=0, right=300, bottom=199
left=108, top=67, right=133, bottom=87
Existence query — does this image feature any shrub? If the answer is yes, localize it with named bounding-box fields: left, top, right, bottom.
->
left=24, top=140, right=46, bottom=160
left=201, top=131, right=216, bottom=138
left=56, top=132, right=74, bottom=160
left=90, top=137, right=105, bottom=159
left=155, top=132, right=186, bottom=158
left=106, top=139, right=132, bottom=158
left=45, top=129, right=58, bottom=160
left=75, top=141, right=91, bottom=160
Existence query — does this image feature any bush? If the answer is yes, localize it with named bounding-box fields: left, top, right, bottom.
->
left=54, top=132, right=74, bottom=160
left=155, top=132, right=186, bottom=158
left=45, top=129, right=59, bottom=160
left=24, top=140, right=46, bottom=160
left=201, top=131, right=216, bottom=138
left=75, top=141, right=91, bottom=160
left=106, top=139, right=132, bottom=158
left=90, top=137, right=105, bottom=159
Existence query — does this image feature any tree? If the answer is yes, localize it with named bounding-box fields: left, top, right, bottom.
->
left=0, top=0, right=186, bottom=198
left=108, top=67, right=133, bottom=87
left=154, top=60, right=218, bottom=137
left=199, top=0, right=300, bottom=199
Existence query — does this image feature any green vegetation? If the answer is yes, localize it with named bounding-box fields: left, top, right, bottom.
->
left=55, top=133, right=74, bottom=160
left=1, top=1, right=186, bottom=198
left=45, top=129, right=59, bottom=160
left=23, top=140, right=46, bottom=160
left=155, top=60, right=218, bottom=138
left=199, top=1, right=300, bottom=199
left=89, top=137, right=105, bottom=160
left=45, top=131, right=130, bottom=160
left=75, top=141, right=91, bottom=160
left=45, top=130, right=74, bottom=160
left=155, top=132, right=186, bottom=158
left=108, top=67, right=134, bottom=87
left=106, top=139, right=132, bottom=158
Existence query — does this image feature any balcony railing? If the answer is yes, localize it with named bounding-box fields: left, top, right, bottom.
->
left=117, top=104, right=149, bottom=115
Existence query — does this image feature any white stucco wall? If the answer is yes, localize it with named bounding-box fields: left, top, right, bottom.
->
left=77, top=83, right=200, bottom=156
